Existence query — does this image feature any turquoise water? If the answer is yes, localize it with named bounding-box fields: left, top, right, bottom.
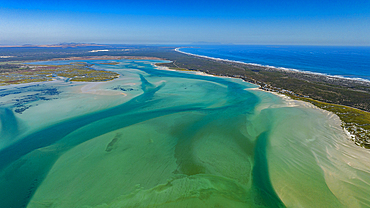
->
left=0, top=60, right=370, bottom=207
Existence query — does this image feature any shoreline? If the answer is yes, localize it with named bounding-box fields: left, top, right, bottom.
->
left=175, top=47, right=370, bottom=83
left=157, top=62, right=353, bottom=143
left=171, top=49, right=370, bottom=149
left=173, top=47, right=370, bottom=101
left=157, top=60, right=340, bottom=115
left=173, top=47, right=370, bottom=111
left=155, top=59, right=336, bottom=112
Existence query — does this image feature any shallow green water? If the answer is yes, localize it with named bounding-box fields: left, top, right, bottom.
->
left=0, top=60, right=370, bottom=208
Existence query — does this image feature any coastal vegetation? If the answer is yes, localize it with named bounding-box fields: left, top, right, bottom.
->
left=292, top=96, right=370, bottom=148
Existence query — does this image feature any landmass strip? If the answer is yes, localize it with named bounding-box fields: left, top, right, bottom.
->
left=158, top=48, right=370, bottom=148
left=0, top=62, right=120, bottom=85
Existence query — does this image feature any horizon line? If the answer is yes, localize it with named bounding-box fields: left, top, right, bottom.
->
left=0, top=42, right=370, bottom=48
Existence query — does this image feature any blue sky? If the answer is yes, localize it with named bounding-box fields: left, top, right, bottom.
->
left=0, top=0, right=369, bottom=45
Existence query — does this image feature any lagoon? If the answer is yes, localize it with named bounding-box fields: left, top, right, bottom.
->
left=0, top=59, right=369, bottom=207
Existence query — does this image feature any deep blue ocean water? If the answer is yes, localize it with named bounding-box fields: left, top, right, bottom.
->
left=180, top=45, right=370, bottom=81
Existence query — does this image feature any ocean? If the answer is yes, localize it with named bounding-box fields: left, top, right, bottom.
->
left=180, top=45, right=370, bottom=81
left=0, top=59, right=370, bottom=207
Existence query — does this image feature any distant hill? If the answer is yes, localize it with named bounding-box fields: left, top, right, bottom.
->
left=0, top=43, right=107, bottom=48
